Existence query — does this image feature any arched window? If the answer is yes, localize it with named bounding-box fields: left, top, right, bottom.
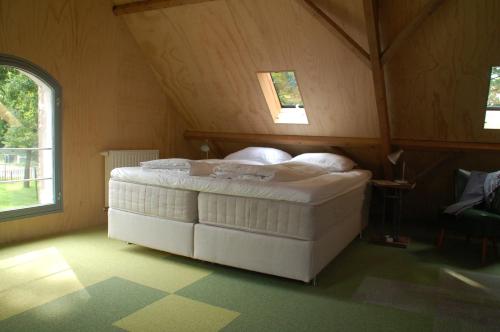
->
left=0, top=54, right=62, bottom=221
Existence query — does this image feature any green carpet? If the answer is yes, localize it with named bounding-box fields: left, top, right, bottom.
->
left=0, top=225, right=499, bottom=331
left=0, top=277, right=166, bottom=331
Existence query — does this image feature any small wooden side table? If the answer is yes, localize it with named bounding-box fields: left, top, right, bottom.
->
left=371, top=180, right=416, bottom=248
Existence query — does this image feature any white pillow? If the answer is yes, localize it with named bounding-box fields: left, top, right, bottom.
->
left=290, top=153, right=356, bottom=172
left=224, top=147, right=292, bottom=165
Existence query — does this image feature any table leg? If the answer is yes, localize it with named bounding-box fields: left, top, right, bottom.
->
left=394, top=189, right=402, bottom=241
left=381, top=188, right=386, bottom=233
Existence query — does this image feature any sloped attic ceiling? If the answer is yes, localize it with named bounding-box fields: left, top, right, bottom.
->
left=113, top=0, right=380, bottom=138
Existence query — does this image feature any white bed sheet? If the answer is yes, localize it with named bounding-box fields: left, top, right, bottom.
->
left=111, top=166, right=371, bottom=205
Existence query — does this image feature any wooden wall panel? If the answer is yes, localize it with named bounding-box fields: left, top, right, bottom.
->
left=0, top=0, right=196, bottom=244
left=380, top=0, right=500, bottom=142
left=119, top=0, right=379, bottom=138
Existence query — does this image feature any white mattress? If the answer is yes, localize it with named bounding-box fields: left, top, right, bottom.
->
left=198, top=184, right=368, bottom=241
left=194, top=205, right=363, bottom=282
left=111, top=167, right=371, bottom=205
left=109, top=179, right=198, bottom=222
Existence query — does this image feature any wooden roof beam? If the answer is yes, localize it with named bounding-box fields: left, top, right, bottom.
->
left=113, top=0, right=217, bottom=16
left=298, top=0, right=371, bottom=68
left=184, top=130, right=381, bottom=148
left=363, top=0, right=393, bottom=178
left=381, top=0, right=446, bottom=65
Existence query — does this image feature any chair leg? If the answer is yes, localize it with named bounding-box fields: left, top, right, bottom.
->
left=437, top=228, right=445, bottom=248
left=482, top=237, right=488, bottom=265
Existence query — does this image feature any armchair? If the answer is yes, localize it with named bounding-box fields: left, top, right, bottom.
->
left=437, top=169, right=500, bottom=263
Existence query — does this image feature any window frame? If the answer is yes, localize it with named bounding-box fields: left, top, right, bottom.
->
left=256, top=70, right=309, bottom=125
left=484, top=66, right=500, bottom=129
left=0, top=53, right=62, bottom=222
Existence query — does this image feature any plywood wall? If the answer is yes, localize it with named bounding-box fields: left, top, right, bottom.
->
left=380, top=0, right=500, bottom=142
left=118, top=0, right=379, bottom=138
left=0, top=0, right=197, bottom=244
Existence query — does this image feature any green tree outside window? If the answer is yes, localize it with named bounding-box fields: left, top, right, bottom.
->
left=487, top=66, right=500, bottom=108
left=270, top=71, right=304, bottom=108
left=0, top=66, right=39, bottom=188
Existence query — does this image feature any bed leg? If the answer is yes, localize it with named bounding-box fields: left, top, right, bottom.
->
left=309, top=277, right=317, bottom=287
left=127, top=242, right=134, bottom=245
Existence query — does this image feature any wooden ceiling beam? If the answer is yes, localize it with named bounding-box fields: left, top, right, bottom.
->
left=113, top=0, right=217, bottom=16
left=363, top=0, right=393, bottom=178
left=381, top=0, right=446, bottom=65
left=298, top=0, right=371, bottom=68
left=184, top=130, right=381, bottom=148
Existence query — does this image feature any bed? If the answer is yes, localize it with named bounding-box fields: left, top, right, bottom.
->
left=107, top=149, right=372, bottom=282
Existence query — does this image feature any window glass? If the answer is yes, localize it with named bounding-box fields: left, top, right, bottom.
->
left=487, top=66, right=500, bottom=108
left=484, top=66, right=500, bottom=129
left=270, top=71, right=304, bottom=108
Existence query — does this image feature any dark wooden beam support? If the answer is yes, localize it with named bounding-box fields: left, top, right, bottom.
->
left=299, top=0, right=371, bottom=68
left=185, top=130, right=380, bottom=148
left=415, top=152, right=457, bottom=180
left=113, top=0, right=217, bottom=16
left=363, top=0, right=393, bottom=178
left=381, top=0, right=446, bottom=65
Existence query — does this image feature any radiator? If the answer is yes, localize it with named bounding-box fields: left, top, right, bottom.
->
left=101, top=150, right=159, bottom=207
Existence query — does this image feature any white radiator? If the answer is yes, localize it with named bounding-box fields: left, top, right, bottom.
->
left=101, top=149, right=159, bottom=207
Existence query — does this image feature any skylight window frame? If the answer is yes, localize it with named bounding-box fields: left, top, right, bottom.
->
left=483, top=66, right=500, bottom=129
left=256, top=70, right=309, bottom=125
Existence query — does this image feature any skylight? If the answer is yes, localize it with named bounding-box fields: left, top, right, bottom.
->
left=257, top=71, right=308, bottom=125
left=483, top=66, right=500, bottom=129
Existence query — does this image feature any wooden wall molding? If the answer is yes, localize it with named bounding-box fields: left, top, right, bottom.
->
left=186, top=131, right=500, bottom=154
left=381, top=0, right=446, bottom=65
left=113, top=0, right=217, bottom=16
left=299, top=0, right=371, bottom=68
left=184, top=130, right=381, bottom=147
left=394, top=139, right=500, bottom=152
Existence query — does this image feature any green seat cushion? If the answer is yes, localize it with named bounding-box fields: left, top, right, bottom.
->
left=459, top=208, right=500, bottom=222
left=458, top=208, right=500, bottom=235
